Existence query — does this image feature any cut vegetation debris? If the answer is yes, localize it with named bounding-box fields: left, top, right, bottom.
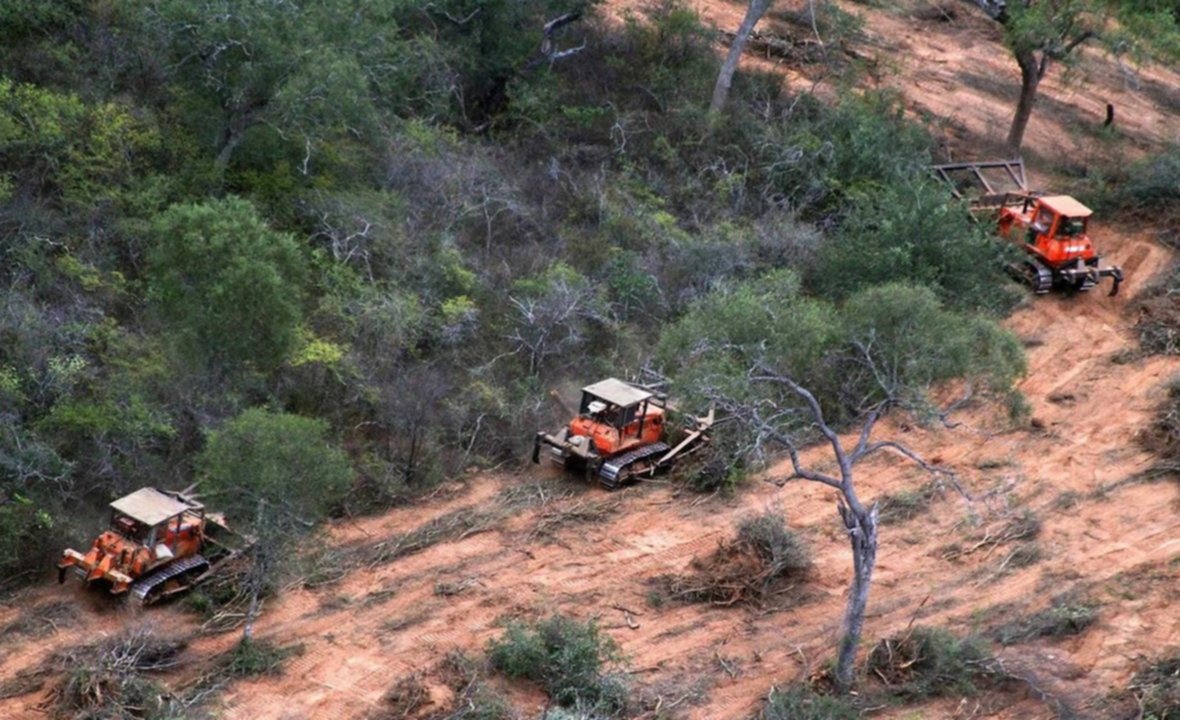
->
left=865, top=626, right=995, bottom=699
left=1127, top=650, right=1180, bottom=720
left=657, top=511, right=811, bottom=607
left=1142, top=375, right=1180, bottom=476
left=45, top=628, right=187, bottom=720
left=942, top=509, right=1042, bottom=561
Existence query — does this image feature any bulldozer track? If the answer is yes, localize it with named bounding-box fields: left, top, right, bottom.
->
left=598, top=442, right=671, bottom=488
left=130, top=553, right=209, bottom=605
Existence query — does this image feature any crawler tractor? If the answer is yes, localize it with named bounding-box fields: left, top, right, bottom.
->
left=58, top=487, right=247, bottom=605
left=533, top=378, right=713, bottom=489
left=931, top=159, right=1123, bottom=295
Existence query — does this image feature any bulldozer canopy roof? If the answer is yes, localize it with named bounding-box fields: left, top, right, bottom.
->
left=110, top=488, right=199, bottom=527
left=582, top=378, right=652, bottom=408
left=1039, top=195, right=1092, bottom=218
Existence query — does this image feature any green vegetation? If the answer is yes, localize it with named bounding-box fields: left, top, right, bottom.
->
left=220, top=638, right=302, bottom=678
left=0, top=0, right=1039, bottom=585
left=759, top=686, right=860, bottom=720
left=488, top=614, right=626, bottom=714
left=147, top=197, right=307, bottom=373
left=658, top=278, right=1025, bottom=462
left=991, top=596, right=1099, bottom=645
left=877, top=481, right=942, bottom=525
left=1094, top=142, right=1180, bottom=223
left=1128, top=650, right=1180, bottom=720
left=198, top=408, right=352, bottom=522
left=865, top=626, right=994, bottom=699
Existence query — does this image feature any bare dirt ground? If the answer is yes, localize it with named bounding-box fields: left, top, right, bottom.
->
left=2, top=3, right=1178, bottom=719
left=645, top=0, right=1180, bottom=168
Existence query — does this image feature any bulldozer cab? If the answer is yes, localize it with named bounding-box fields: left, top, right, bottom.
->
left=109, top=487, right=205, bottom=557
left=579, top=378, right=660, bottom=433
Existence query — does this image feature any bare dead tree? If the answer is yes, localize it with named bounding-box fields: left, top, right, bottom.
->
left=524, top=11, right=587, bottom=71
left=712, top=361, right=951, bottom=693
left=710, top=0, right=775, bottom=116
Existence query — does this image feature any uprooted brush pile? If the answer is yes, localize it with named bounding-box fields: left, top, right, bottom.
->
left=659, top=511, right=811, bottom=607
left=374, top=651, right=515, bottom=720
left=1141, top=376, right=1180, bottom=476
left=1135, top=259, right=1180, bottom=357
left=865, top=626, right=996, bottom=700
left=1125, top=650, right=1180, bottom=720
left=43, top=627, right=187, bottom=719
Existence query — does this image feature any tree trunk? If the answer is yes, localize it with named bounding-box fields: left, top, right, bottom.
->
left=834, top=501, right=879, bottom=693
left=242, top=583, right=261, bottom=640
left=242, top=498, right=267, bottom=642
left=709, top=0, right=774, bottom=117
left=1006, top=49, right=1043, bottom=153
left=213, top=108, right=255, bottom=182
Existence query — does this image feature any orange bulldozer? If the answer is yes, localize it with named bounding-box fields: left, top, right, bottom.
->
left=58, top=487, right=248, bottom=605
left=931, top=158, right=1123, bottom=295
left=533, top=378, right=713, bottom=489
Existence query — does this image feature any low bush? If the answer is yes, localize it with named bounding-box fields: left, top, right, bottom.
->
left=222, top=638, right=302, bottom=678
left=992, top=596, right=1098, bottom=645
left=488, top=615, right=625, bottom=714
left=865, top=626, right=994, bottom=699
left=1093, top=143, right=1180, bottom=222
left=877, top=481, right=942, bottom=525
left=736, top=511, right=813, bottom=580
left=759, top=686, right=860, bottom=720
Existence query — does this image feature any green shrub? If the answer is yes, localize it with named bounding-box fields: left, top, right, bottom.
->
left=877, top=481, right=941, bottom=525
left=223, top=638, right=302, bottom=677
left=199, top=408, right=353, bottom=525
left=1094, top=143, right=1180, bottom=221
left=488, top=614, right=625, bottom=713
left=992, top=597, right=1098, bottom=645
left=147, top=196, right=307, bottom=373
left=759, top=686, right=860, bottom=720
left=813, top=180, right=1020, bottom=312
left=866, top=626, right=993, bottom=699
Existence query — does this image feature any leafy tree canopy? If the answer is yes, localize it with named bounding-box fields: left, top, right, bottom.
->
left=198, top=408, right=352, bottom=525
left=146, top=196, right=307, bottom=373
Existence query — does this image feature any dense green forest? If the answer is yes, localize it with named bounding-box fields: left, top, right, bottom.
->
left=1, top=0, right=1175, bottom=584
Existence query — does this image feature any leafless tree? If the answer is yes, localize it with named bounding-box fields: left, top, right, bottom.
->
left=506, top=275, right=608, bottom=374
left=712, top=360, right=951, bottom=692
